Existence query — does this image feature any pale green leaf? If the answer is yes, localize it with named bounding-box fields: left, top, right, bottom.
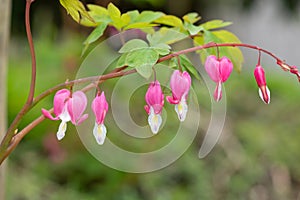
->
left=107, top=3, right=121, bottom=20
left=59, top=0, right=94, bottom=24
left=179, top=55, right=201, bottom=80
left=150, top=43, right=171, bottom=55
left=83, top=23, right=108, bottom=45
left=126, top=48, right=159, bottom=78
left=124, top=22, right=157, bottom=30
left=154, top=15, right=183, bottom=27
left=119, top=39, right=149, bottom=53
left=133, top=11, right=164, bottom=23
left=126, top=10, right=140, bottom=21
left=116, top=53, right=129, bottom=68
left=184, top=22, right=204, bottom=35
left=183, top=13, right=201, bottom=24
left=201, top=19, right=232, bottom=30
left=147, top=28, right=186, bottom=45
left=135, top=64, right=153, bottom=79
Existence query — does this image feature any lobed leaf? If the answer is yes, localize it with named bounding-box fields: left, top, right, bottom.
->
left=150, top=43, right=171, bottom=55
left=119, top=39, right=149, bottom=53
left=126, top=48, right=159, bottom=78
left=133, top=11, right=164, bottom=23
left=147, top=27, right=186, bottom=45
left=83, top=23, right=108, bottom=45
left=154, top=15, right=183, bottom=27
left=183, top=13, right=201, bottom=24
left=179, top=55, right=201, bottom=80
left=201, top=19, right=232, bottom=30
left=59, top=0, right=94, bottom=24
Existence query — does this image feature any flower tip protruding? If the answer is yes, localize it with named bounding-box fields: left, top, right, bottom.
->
left=148, top=107, right=162, bottom=134
left=259, top=86, right=271, bottom=104
left=93, top=122, right=107, bottom=145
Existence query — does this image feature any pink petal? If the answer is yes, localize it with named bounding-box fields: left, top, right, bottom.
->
left=144, top=105, right=150, bottom=114
left=205, top=55, right=221, bottom=83
left=166, top=96, right=180, bottom=104
left=169, top=70, right=191, bottom=101
left=219, top=56, right=233, bottom=82
left=254, top=65, right=267, bottom=87
left=53, top=89, right=71, bottom=117
left=76, top=114, right=89, bottom=125
left=92, top=92, right=109, bottom=125
left=42, top=108, right=59, bottom=120
left=145, top=81, right=164, bottom=114
left=67, top=91, right=88, bottom=125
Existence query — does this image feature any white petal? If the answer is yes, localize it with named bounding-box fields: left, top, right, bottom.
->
left=93, top=122, right=107, bottom=145
left=175, top=100, right=188, bottom=122
left=148, top=107, right=162, bottom=134
left=59, top=105, right=71, bottom=122
left=57, top=121, right=67, bottom=140
left=258, top=86, right=271, bottom=104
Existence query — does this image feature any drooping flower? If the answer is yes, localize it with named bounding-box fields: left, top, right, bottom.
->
left=91, top=92, right=109, bottom=145
left=144, top=80, right=164, bottom=134
left=42, top=89, right=88, bottom=140
left=166, top=70, right=191, bottom=122
left=204, top=55, right=233, bottom=101
left=254, top=65, right=270, bottom=104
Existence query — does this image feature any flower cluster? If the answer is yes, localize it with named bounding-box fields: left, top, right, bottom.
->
left=42, top=89, right=109, bottom=145
left=204, top=54, right=271, bottom=104
left=42, top=70, right=192, bottom=142
left=42, top=53, right=275, bottom=143
left=145, top=70, right=192, bottom=134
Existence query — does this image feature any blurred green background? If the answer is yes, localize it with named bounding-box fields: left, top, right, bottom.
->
left=6, top=0, right=300, bottom=199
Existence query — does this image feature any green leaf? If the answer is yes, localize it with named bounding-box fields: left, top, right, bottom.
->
left=184, top=22, right=203, bottom=35
left=107, top=3, right=124, bottom=29
left=183, top=13, right=201, bottom=24
left=126, top=10, right=140, bottom=21
left=83, top=23, right=108, bottom=45
left=147, top=28, right=186, bottom=45
left=135, top=64, right=153, bottom=79
left=179, top=55, right=201, bottom=80
left=201, top=19, right=232, bottom=30
left=133, top=11, right=163, bottom=23
left=150, top=43, right=171, bottom=55
left=119, top=39, right=149, bottom=53
left=59, top=0, right=94, bottom=24
left=154, top=15, right=183, bottom=27
left=126, top=48, right=159, bottom=78
left=116, top=53, right=129, bottom=68
left=124, top=22, right=157, bottom=30
left=107, top=3, right=121, bottom=21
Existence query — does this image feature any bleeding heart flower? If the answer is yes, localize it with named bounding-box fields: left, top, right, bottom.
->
left=166, top=70, right=191, bottom=122
left=204, top=55, right=233, bottom=102
left=42, top=89, right=88, bottom=140
left=254, top=65, right=270, bottom=104
left=91, top=92, right=109, bottom=145
left=144, top=80, right=164, bottom=134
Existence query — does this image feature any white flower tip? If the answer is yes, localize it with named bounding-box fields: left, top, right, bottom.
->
left=93, top=123, right=107, bottom=145
left=57, top=121, right=67, bottom=140
left=148, top=112, right=162, bottom=134
left=175, top=101, right=188, bottom=122
left=259, top=86, right=271, bottom=104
